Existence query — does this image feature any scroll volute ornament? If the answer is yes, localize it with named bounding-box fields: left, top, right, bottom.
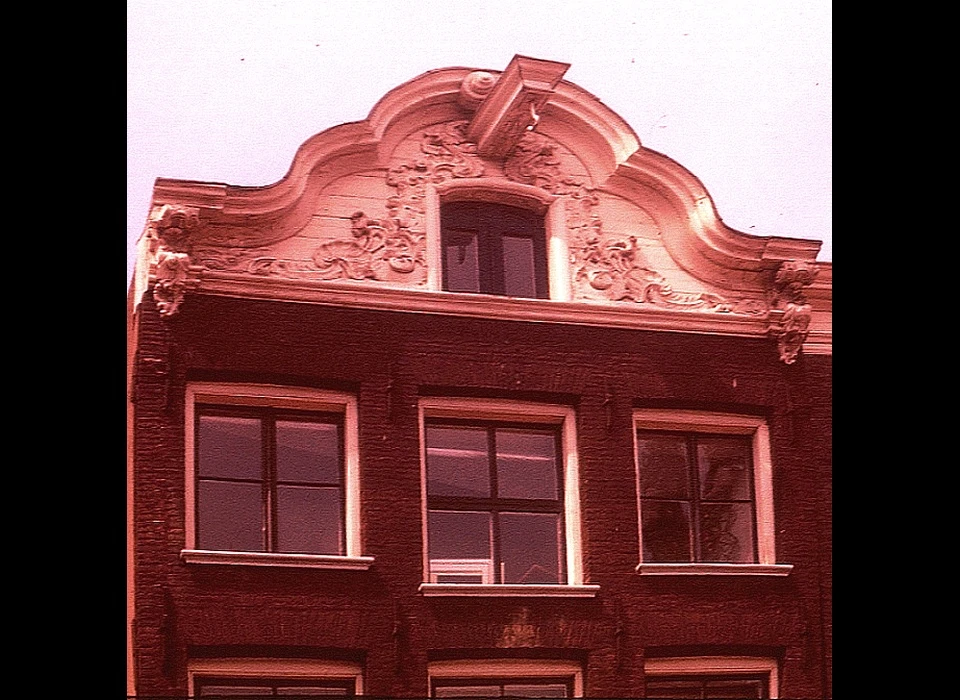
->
left=150, top=204, right=201, bottom=317
left=770, top=260, right=819, bottom=364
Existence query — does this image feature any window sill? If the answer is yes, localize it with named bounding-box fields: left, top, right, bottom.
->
left=419, top=583, right=600, bottom=598
left=636, top=563, right=793, bottom=576
left=180, top=549, right=375, bottom=570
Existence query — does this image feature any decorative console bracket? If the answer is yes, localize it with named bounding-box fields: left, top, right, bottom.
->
left=465, top=55, right=570, bottom=160
left=769, top=260, right=819, bottom=364
left=147, top=204, right=202, bottom=317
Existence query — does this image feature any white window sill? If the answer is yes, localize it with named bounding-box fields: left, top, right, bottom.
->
left=180, top=549, right=375, bottom=570
left=419, top=583, right=600, bottom=598
left=636, top=563, right=793, bottom=576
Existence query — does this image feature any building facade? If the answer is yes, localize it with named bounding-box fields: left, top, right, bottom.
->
left=127, top=56, right=832, bottom=698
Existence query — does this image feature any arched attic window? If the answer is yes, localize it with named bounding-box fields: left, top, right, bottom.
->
left=440, top=200, right=548, bottom=299
left=440, top=185, right=564, bottom=299
left=428, top=180, right=568, bottom=301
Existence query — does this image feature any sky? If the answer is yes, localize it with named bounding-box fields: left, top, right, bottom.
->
left=127, top=0, right=831, bottom=286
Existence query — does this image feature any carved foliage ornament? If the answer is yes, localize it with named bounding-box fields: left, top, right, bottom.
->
left=770, top=260, right=819, bottom=364
left=154, top=121, right=772, bottom=325
left=503, top=132, right=764, bottom=315
left=245, top=121, right=484, bottom=284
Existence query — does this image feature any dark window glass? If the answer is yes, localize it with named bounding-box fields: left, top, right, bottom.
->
left=196, top=406, right=344, bottom=555
left=646, top=674, right=768, bottom=699
left=638, top=431, right=757, bottom=564
left=198, top=481, right=265, bottom=552
left=426, top=421, right=565, bottom=584
left=426, top=426, right=491, bottom=497
left=433, top=678, right=572, bottom=698
left=499, top=512, right=562, bottom=584
left=427, top=510, right=493, bottom=560
left=495, top=429, right=558, bottom=499
left=197, top=677, right=354, bottom=697
left=441, top=201, right=548, bottom=298
left=199, top=416, right=262, bottom=480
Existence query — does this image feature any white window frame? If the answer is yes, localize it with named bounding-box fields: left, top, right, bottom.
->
left=418, top=397, right=598, bottom=597
left=426, top=180, right=571, bottom=301
left=644, top=656, right=778, bottom=699
left=428, top=659, right=583, bottom=697
left=188, top=658, right=363, bottom=696
left=429, top=558, right=495, bottom=584
left=633, top=409, right=792, bottom=576
left=181, top=382, right=373, bottom=570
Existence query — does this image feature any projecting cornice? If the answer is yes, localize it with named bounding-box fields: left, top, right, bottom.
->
left=134, top=55, right=830, bottom=362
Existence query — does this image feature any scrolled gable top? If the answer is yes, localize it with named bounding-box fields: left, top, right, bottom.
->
left=133, top=55, right=829, bottom=362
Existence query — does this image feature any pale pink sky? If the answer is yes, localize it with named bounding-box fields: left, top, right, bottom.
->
left=127, top=0, right=831, bottom=285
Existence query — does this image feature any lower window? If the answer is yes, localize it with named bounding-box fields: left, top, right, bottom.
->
left=429, top=660, right=582, bottom=698
left=636, top=430, right=756, bottom=563
left=645, top=675, right=768, bottom=699
left=433, top=678, right=572, bottom=697
left=188, top=659, right=362, bottom=698
left=644, top=657, right=777, bottom=699
left=633, top=410, right=780, bottom=570
left=195, top=677, right=355, bottom=696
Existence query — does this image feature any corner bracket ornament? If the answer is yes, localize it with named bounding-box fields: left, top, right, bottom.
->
left=769, top=260, right=819, bottom=364
left=148, top=204, right=202, bottom=317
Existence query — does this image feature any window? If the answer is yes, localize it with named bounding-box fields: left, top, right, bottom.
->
left=419, top=398, right=596, bottom=596
left=195, top=406, right=344, bottom=555
left=196, top=677, right=355, bottom=697
left=633, top=410, right=791, bottom=576
left=637, top=430, right=756, bottom=563
left=644, top=657, right=778, bottom=699
left=429, top=660, right=583, bottom=698
left=189, top=659, right=362, bottom=698
left=441, top=201, right=548, bottom=299
left=183, top=384, right=371, bottom=569
left=426, top=421, right=564, bottom=584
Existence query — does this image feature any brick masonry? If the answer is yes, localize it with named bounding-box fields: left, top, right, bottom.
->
left=131, top=291, right=831, bottom=698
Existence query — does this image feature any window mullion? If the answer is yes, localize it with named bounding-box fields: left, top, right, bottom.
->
left=688, top=435, right=701, bottom=562
left=746, top=439, right=760, bottom=564
left=489, top=427, right=502, bottom=583
left=264, top=414, right=277, bottom=553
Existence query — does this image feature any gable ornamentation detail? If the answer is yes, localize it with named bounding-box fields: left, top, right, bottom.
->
left=458, top=71, right=498, bottom=111
left=147, top=204, right=201, bottom=317
left=503, top=133, right=765, bottom=315
left=769, top=260, right=819, bottom=364
left=157, top=125, right=772, bottom=324
left=237, top=121, right=484, bottom=285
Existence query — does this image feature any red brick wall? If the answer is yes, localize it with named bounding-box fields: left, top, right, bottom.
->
left=131, top=293, right=831, bottom=698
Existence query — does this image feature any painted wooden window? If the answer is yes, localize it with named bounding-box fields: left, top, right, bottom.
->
left=645, top=674, right=769, bottom=699
left=196, top=677, right=355, bottom=696
left=636, top=431, right=757, bottom=564
left=441, top=201, right=548, bottom=299
left=432, top=677, right=572, bottom=697
left=195, top=406, right=345, bottom=555
left=425, top=420, right=565, bottom=584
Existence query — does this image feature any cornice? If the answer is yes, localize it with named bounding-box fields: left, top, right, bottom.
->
left=188, top=272, right=779, bottom=338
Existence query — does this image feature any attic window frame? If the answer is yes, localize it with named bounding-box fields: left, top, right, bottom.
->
left=426, top=180, right=571, bottom=301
